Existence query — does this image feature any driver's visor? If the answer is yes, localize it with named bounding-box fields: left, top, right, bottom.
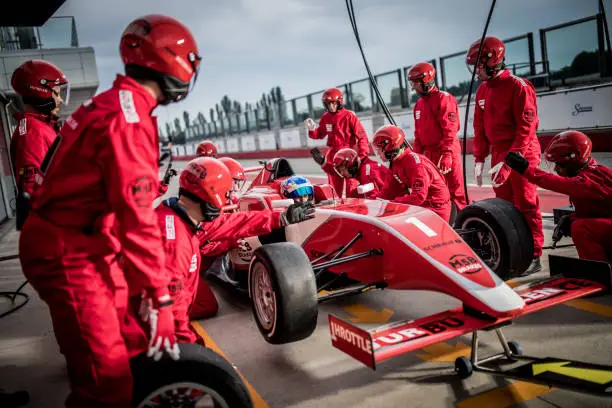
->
left=52, top=83, right=70, bottom=107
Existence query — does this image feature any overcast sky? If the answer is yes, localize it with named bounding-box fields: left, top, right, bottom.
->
left=54, top=0, right=610, bottom=128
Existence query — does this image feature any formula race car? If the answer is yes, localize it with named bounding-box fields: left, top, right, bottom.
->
left=211, top=158, right=531, bottom=340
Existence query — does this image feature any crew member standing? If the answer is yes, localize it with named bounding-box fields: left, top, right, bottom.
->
left=18, top=15, right=201, bottom=408
left=408, top=62, right=467, bottom=210
left=467, top=36, right=544, bottom=275
left=305, top=87, right=370, bottom=197
left=9, top=59, right=69, bottom=229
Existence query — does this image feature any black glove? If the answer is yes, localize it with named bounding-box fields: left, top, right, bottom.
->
left=162, top=168, right=178, bottom=185
left=280, top=202, right=316, bottom=226
left=310, top=147, right=325, bottom=166
left=505, top=151, right=529, bottom=174
left=552, top=214, right=573, bottom=246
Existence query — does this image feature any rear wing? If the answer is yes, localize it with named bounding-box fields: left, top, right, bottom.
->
left=329, top=255, right=611, bottom=370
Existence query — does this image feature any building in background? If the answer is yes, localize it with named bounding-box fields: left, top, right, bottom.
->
left=0, top=3, right=99, bottom=225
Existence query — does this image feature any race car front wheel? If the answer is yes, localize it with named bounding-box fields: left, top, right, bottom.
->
left=248, top=242, right=318, bottom=344
left=131, top=343, right=253, bottom=408
left=454, top=198, right=534, bottom=280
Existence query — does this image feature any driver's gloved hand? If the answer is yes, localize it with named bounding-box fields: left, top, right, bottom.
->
left=310, top=147, right=325, bottom=166
left=552, top=214, right=573, bottom=245
left=281, top=202, right=316, bottom=226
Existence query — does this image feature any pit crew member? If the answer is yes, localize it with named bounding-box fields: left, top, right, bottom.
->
left=219, top=156, right=247, bottom=205
left=467, top=35, right=544, bottom=274
left=163, top=157, right=315, bottom=325
left=332, top=147, right=390, bottom=199
left=506, top=131, right=612, bottom=264
left=373, top=125, right=452, bottom=222
left=196, top=140, right=217, bottom=157
left=408, top=62, right=468, bottom=210
left=305, top=87, right=370, bottom=196
left=18, top=15, right=200, bottom=408
left=9, top=59, right=68, bottom=230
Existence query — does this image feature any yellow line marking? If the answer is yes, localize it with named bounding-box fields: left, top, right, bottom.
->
left=191, top=321, right=269, bottom=408
left=455, top=381, right=554, bottom=408
left=416, top=341, right=471, bottom=362
left=563, top=298, right=612, bottom=318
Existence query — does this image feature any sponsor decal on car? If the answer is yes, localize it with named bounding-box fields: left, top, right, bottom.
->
left=372, top=316, right=465, bottom=350
left=423, top=239, right=462, bottom=252
left=448, top=254, right=482, bottom=274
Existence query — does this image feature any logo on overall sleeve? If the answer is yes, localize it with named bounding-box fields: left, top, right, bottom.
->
left=522, top=108, right=536, bottom=123
left=129, top=176, right=155, bottom=208
left=189, top=254, right=198, bottom=272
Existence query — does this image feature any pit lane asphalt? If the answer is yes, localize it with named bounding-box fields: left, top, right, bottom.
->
left=166, top=155, right=612, bottom=408
left=0, top=155, right=610, bottom=407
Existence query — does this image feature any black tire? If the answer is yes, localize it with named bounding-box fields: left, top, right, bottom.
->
left=248, top=242, right=318, bottom=344
left=131, top=343, right=253, bottom=408
left=454, top=198, right=533, bottom=280
left=449, top=201, right=458, bottom=226
left=455, top=356, right=473, bottom=379
left=508, top=340, right=523, bottom=356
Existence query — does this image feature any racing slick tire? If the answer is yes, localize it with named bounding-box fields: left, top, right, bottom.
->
left=454, top=198, right=533, bottom=280
left=131, top=343, right=253, bottom=408
left=248, top=242, right=318, bottom=344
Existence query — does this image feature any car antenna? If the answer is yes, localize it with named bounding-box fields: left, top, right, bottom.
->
left=344, top=0, right=412, bottom=149
left=460, top=0, right=498, bottom=205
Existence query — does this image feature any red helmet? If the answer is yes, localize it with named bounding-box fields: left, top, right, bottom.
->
left=322, top=88, right=344, bottom=106
left=179, top=157, right=232, bottom=212
left=466, top=36, right=505, bottom=76
left=332, top=148, right=360, bottom=177
left=545, top=131, right=592, bottom=167
left=408, top=62, right=436, bottom=84
left=120, top=14, right=202, bottom=104
left=219, top=157, right=247, bottom=191
left=196, top=140, right=217, bottom=157
left=372, top=125, right=407, bottom=161
left=11, top=59, right=68, bottom=113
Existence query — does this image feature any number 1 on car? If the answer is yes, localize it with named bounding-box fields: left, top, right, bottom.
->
left=405, top=217, right=437, bottom=237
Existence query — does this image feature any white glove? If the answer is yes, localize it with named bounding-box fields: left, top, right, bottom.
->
left=304, top=118, right=316, bottom=131
left=474, top=162, right=484, bottom=187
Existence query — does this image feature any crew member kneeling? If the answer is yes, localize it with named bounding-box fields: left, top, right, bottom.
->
left=332, top=147, right=390, bottom=199
left=373, top=125, right=452, bottom=222
left=506, top=131, right=612, bottom=264
left=160, top=157, right=315, bottom=332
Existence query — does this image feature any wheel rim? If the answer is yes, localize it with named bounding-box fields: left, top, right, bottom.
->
left=136, top=382, right=230, bottom=408
left=459, top=217, right=502, bottom=272
left=251, top=261, right=277, bottom=331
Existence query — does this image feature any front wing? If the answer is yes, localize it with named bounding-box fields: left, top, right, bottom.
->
left=329, top=274, right=607, bottom=370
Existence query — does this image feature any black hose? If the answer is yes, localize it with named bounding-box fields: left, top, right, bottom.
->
left=345, top=0, right=413, bottom=147
left=0, top=254, right=30, bottom=319
left=461, top=0, right=498, bottom=204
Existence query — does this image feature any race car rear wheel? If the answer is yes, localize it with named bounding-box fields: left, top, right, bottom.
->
left=248, top=242, right=318, bottom=344
left=454, top=198, right=533, bottom=280
left=131, top=343, right=253, bottom=408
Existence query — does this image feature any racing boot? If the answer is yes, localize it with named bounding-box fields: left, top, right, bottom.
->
left=520, top=257, right=542, bottom=277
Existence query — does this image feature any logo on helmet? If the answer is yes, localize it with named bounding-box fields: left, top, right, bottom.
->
left=184, top=163, right=207, bottom=184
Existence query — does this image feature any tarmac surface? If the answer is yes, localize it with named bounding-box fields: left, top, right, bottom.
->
left=0, top=153, right=611, bottom=407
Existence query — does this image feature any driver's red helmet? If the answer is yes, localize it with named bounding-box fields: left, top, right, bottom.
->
left=332, top=148, right=359, bottom=170
left=407, top=62, right=436, bottom=84
left=466, top=36, right=505, bottom=70
left=545, top=130, right=592, bottom=167
left=179, top=157, right=232, bottom=209
left=11, top=59, right=68, bottom=113
left=120, top=14, right=201, bottom=104
left=372, top=125, right=407, bottom=161
left=196, top=141, right=217, bottom=157
left=322, top=88, right=344, bottom=105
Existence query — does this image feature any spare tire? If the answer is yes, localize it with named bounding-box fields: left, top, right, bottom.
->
left=249, top=242, right=318, bottom=344
left=131, top=343, right=253, bottom=408
left=454, top=198, right=533, bottom=280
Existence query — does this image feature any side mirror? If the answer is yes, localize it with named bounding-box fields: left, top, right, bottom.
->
left=357, top=183, right=375, bottom=195
left=271, top=199, right=295, bottom=209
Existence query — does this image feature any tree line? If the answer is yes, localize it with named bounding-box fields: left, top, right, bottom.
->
left=161, top=86, right=285, bottom=144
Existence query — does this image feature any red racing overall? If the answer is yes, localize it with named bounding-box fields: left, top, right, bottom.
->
left=523, top=158, right=612, bottom=263
left=345, top=156, right=391, bottom=199
left=308, top=109, right=370, bottom=196
left=19, top=75, right=168, bottom=408
left=413, top=88, right=467, bottom=209
left=473, top=69, right=544, bottom=257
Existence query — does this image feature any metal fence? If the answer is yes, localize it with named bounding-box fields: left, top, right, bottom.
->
left=163, top=14, right=612, bottom=144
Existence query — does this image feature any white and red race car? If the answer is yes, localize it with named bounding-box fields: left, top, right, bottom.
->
left=214, top=157, right=611, bottom=395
